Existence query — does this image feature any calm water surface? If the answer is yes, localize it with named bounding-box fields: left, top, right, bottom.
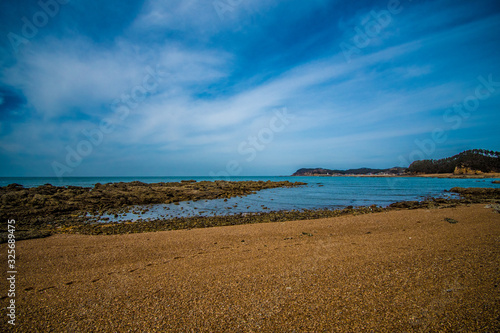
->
left=2, top=176, right=498, bottom=221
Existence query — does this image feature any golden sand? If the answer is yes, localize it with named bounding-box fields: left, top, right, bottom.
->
left=2, top=204, right=499, bottom=332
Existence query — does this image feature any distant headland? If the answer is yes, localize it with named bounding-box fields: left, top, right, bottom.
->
left=292, top=167, right=405, bottom=176
left=292, top=149, right=500, bottom=177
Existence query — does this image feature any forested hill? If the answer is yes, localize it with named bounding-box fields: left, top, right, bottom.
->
left=292, top=167, right=405, bottom=176
left=292, top=149, right=499, bottom=176
left=407, top=149, right=500, bottom=174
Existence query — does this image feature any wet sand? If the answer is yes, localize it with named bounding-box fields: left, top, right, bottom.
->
left=2, top=204, right=499, bottom=332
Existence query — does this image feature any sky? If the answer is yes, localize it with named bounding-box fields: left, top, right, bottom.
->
left=0, top=0, right=499, bottom=177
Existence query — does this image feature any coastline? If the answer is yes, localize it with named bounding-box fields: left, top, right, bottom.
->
left=407, top=172, right=500, bottom=179
left=3, top=203, right=499, bottom=331
left=292, top=172, right=500, bottom=179
left=1, top=180, right=499, bottom=242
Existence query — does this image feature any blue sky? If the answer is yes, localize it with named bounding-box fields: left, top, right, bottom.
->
left=1, top=0, right=499, bottom=177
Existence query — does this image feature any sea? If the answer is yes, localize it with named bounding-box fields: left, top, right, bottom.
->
left=1, top=176, right=499, bottom=221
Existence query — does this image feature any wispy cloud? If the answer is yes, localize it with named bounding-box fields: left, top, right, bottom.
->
left=0, top=0, right=499, bottom=176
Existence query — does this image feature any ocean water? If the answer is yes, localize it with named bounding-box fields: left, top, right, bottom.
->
left=2, top=176, right=499, bottom=221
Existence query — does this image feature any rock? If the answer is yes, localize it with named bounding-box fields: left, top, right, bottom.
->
left=0, top=180, right=308, bottom=240
left=448, top=188, right=500, bottom=204
left=485, top=204, right=500, bottom=213
left=389, top=201, right=421, bottom=209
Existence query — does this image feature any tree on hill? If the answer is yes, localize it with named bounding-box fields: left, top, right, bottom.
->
left=407, top=149, right=500, bottom=174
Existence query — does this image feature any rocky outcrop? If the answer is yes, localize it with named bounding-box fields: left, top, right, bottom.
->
left=448, top=187, right=500, bottom=199
left=0, top=180, right=306, bottom=238
left=453, top=165, right=483, bottom=175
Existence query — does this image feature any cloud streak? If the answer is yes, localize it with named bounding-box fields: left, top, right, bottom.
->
left=0, top=0, right=499, bottom=176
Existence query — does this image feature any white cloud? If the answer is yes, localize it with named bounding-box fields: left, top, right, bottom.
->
left=0, top=37, right=231, bottom=119
left=131, top=0, right=334, bottom=38
left=2, top=40, right=140, bottom=118
left=98, top=37, right=427, bottom=157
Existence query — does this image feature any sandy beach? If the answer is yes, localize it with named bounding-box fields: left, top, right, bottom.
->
left=2, top=204, right=499, bottom=332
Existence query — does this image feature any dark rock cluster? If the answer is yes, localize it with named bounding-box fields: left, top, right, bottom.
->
left=448, top=187, right=500, bottom=199
left=0, top=180, right=306, bottom=241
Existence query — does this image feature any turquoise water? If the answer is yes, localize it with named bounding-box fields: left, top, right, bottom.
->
left=0, top=176, right=292, bottom=188
left=3, top=176, right=498, bottom=221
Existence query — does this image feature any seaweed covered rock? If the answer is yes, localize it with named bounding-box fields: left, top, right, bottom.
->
left=0, top=180, right=307, bottom=239
left=449, top=187, right=500, bottom=200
